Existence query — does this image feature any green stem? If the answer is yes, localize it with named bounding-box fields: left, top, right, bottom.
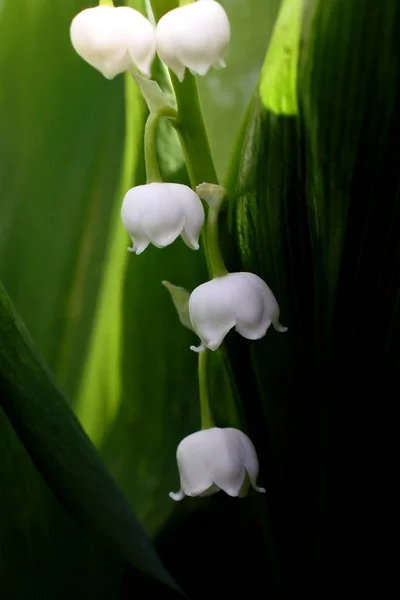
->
left=170, top=73, right=218, bottom=187
left=198, top=350, right=214, bottom=429
left=144, top=107, right=177, bottom=184
left=207, top=204, right=228, bottom=278
left=169, top=73, right=218, bottom=274
left=99, top=0, right=114, bottom=7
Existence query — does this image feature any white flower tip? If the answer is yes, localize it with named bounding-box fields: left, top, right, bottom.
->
left=135, top=65, right=151, bottom=79
left=207, top=339, right=221, bottom=352
left=254, top=485, right=266, bottom=494
left=190, top=343, right=206, bottom=353
left=169, top=490, right=185, bottom=501
left=190, top=241, right=200, bottom=251
left=273, top=322, right=288, bottom=333
left=127, top=241, right=148, bottom=255
left=176, top=69, right=185, bottom=82
left=190, top=64, right=209, bottom=77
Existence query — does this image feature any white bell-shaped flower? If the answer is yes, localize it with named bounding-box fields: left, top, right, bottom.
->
left=189, top=272, right=288, bottom=352
left=70, top=6, right=156, bottom=79
left=121, top=182, right=205, bottom=254
left=170, top=427, right=265, bottom=501
left=156, top=0, right=230, bottom=82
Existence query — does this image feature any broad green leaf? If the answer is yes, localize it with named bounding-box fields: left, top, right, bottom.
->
left=226, top=0, right=400, bottom=595
left=0, top=279, right=180, bottom=594
left=0, top=408, right=124, bottom=600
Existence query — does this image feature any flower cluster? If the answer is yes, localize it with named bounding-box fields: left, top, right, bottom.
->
left=70, top=0, right=230, bottom=81
left=70, top=2, right=287, bottom=502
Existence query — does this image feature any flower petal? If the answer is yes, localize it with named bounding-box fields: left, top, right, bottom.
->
left=189, top=272, right=279, bottom=350
left=189, top=343, right=207, bottom=353
left=127, top=232, right=150, bottom=255
left=70, top=6, right=156, bottom=79
left=240, top=272, right=288, bottom=333
left=208, top=429, right=247, bottom=497
left=235, top=316, right=272, bottom=340
left=171, top=428, right=264, bottom=502
left=175, top=429, right=220, bottom=497
left=169, top=489, right=185, bottom=502
left=70, top=7, right=125, bottom=79
left=227, top=428, right=266, bottom=494
left=115, top=7, right=156, bottom=78
left=165, top=183, right=205, bottom=250
left=189, top=277, right=237, bottom=351
left=121, top=182, right=186, bottom=252
left=199, top=483, right=220, bottom=497
left=156, top=0, right=230, bottom=81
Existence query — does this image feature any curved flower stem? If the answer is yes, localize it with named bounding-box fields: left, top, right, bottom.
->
left=169, top=73, right=218, bottom=274
left=144, top=106, right=177, bottom=183
left=198, top=349, right=215, bottom=430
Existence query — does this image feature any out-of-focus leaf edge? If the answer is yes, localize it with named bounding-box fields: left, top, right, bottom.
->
left=0, top=279, right=181, bottom=595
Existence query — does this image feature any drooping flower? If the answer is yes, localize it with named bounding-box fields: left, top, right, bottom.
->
left=121, top=182, right=205, bottom=254
left=170, top=427, right=265, bottom=501
left=189, top=272, right=288, bottom=352
left=156, top=0, right=231, bottom=82
left=70, top=5, right=156, bottom=79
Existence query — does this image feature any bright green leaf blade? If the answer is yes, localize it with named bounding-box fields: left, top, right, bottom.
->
left=260, top=0, right=300, bottom=115
left=0, top=280, right=180, bottom=593
left=199, top=0, right=282, bottom=179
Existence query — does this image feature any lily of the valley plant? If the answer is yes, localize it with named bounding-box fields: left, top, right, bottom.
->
left=69, top=0, right=287, bottom=501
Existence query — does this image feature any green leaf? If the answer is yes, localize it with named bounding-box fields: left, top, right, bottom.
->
left=259, top=0, right=300, bottom=115
left=0, top=407, right=124, bottom=600
left=226, top=0, right=400, bottom=595
left=0, top=280, right=180, bottom=593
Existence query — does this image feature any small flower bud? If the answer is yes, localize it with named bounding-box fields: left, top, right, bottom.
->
left=121, top=182, right=205, bottom=254
left=189, top=272, right=288, bottom=352
left=196, top=182, right=227, bottom=209
left=70, top=6, right=156, bottom=79
left=156, top=0, right=231, bottom=82
left=170, top=427, right=265, bottom=501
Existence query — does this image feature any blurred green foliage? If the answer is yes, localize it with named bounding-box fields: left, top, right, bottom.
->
left=0, top=1, right=281, bottom=598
